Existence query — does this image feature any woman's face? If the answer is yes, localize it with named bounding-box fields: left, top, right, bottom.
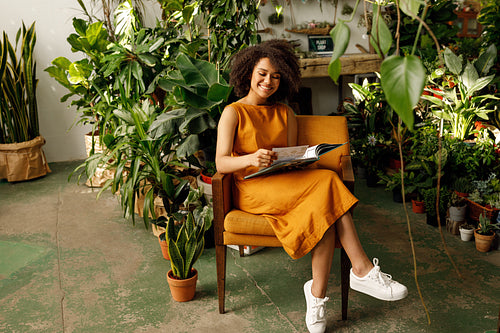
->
left=248, top=57, right=281, bottom=103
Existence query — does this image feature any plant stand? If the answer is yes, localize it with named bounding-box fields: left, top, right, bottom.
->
left=446, top=218, right=461, bottom=235
left=0, top=136, right=51, bottom=182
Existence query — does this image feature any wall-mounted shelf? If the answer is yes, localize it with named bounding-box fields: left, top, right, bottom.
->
left=299, top=53, right=382, bottom=79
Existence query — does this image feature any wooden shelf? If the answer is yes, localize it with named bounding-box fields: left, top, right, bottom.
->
left=299, top=53, right=382, bottom=79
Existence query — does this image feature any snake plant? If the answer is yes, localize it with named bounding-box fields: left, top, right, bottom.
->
left=0, top=22, right=39, bottom=144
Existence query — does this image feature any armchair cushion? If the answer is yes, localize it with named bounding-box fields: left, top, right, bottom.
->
left=224, top=210, right=275, bottom=236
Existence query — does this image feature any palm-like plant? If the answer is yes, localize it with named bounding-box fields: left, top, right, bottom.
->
left=0, top=22, right=39, bottom=144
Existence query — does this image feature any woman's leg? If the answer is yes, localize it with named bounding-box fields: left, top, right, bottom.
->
left=310, top=224, right=336, bottom=298
left=335, top=212, right=373, bottom=277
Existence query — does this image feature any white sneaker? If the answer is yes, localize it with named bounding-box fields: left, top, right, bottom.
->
left=303, top=279, right=329, bottom=333
left=350, top=258, right=408, bottom=301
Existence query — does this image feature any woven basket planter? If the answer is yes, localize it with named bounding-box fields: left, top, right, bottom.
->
left=465, top=198, right=499, bottom=222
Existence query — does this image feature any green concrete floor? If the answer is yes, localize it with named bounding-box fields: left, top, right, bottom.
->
left=0, top=161, right=499, bottom=333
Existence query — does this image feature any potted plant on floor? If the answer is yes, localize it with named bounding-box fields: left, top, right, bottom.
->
left=166, top=205, right=212, bottom=302
left=474, top=212, right=499, bottom=252
left=422, top=187, right=451, bottom=227
left=452, top=177, right=473, bottom=198
left=448, top=192, right=467, bottom=222
left=0, top=22, right=51, bottom=182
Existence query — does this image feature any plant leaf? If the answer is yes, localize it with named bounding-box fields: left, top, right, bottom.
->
left=444, top=48, right=462, bottom=75
left=328, top=20, right=350, bottom=84
left=381, top=55, right=426, bottom=130
left=399, top=0, right=421, bottom=18
left=370, top=5, right=393, bottom=57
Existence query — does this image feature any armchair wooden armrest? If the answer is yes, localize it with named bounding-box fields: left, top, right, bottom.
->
left=341, top=155, right=355, bottom=193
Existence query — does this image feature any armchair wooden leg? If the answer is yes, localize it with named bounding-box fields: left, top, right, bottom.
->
left=216, top=244, right=227, bottom=314
left=238, top=245, right=245, bottom=257
left=340, top=248, right=351, bottom=320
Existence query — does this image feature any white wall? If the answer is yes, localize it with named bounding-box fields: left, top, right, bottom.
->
left=0, top=0, right=366, bottom=162
left=0, top=0, right=161, bottom=162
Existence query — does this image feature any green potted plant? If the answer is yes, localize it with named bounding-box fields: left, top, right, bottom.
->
left=452, top=176, right=473, bottom=197
left=448, top=191, right=467, bottom=223
left=474, top=212, right=499, bottom=252
left=166, top=205, right=212, bottom=302
left=422, top=187, right=451, bottom=227
left=0, top=22, right=51, bottom=182
left=466, top=173, right=500, bottom=223
left=421, top=45, right=499, bottom=141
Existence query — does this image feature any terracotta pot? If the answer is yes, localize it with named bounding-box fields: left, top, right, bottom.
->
left=412, top=200, right=425, bottom=214
left=474, top=229, right=495, bottom=252
left=200, top=171, right=212, bottom=184
left=167, top=269, right=198, bottom=302
left=158, top=237, right=170, bottom=260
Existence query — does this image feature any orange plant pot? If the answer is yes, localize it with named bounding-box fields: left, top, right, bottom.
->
left=167, top=269, right=198, bottom=302
left=412, top=200, right=425, bottom=214
left=158, top=237, right=170, bottom=260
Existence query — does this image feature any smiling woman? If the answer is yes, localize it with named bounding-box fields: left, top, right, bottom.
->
left=215, top=39, right=407, bottom=333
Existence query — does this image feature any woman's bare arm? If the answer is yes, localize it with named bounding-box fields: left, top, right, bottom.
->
left=215, top=106, right=277, bottom=174
left=287, top=106, right=297, bottom=147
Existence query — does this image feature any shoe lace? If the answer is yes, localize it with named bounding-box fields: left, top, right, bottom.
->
left=370, top=258, right=394, bottom=287
left=310, top=297, right=329, bottom=323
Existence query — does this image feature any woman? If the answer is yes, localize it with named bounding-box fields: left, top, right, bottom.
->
left=216, top=40, right=407, bottom=333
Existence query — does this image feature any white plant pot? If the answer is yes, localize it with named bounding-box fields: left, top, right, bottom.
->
left=459, top=228, right=474, bottom=241
left=449, top=205, right=467, bottom=222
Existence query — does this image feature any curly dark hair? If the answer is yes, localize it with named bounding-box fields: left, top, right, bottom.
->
left=229, top=39, right=301, bottom=102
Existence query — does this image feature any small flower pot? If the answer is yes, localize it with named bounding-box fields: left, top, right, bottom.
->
left=412, top=199, right=425, bottom=214
left=459, top=227, right=474, bottom=241
left=199, top=171, right=213, bottom=184
left=158, top=237, right=170, bottom=260
left=167, top=269, right=198, bottom=302
left=474, top=229, right=495, bottom=252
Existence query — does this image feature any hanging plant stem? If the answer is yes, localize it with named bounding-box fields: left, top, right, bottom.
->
left=396, top=120, right=431, bottom=325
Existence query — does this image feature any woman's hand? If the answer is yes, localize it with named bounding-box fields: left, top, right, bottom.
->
left=249, top=149, right=277, bottom=168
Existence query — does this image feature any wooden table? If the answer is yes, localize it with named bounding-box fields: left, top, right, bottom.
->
left=299, top=53, right=382, bottom=78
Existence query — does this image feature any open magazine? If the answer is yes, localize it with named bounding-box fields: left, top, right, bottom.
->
left=244, top=142, right=347, bottom=179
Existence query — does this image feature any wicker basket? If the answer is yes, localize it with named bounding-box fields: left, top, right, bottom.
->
left=465, top=198, right=499, bottom=222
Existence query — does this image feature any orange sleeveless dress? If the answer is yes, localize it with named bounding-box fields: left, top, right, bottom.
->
left=230, top=102, right=358, bottom=259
